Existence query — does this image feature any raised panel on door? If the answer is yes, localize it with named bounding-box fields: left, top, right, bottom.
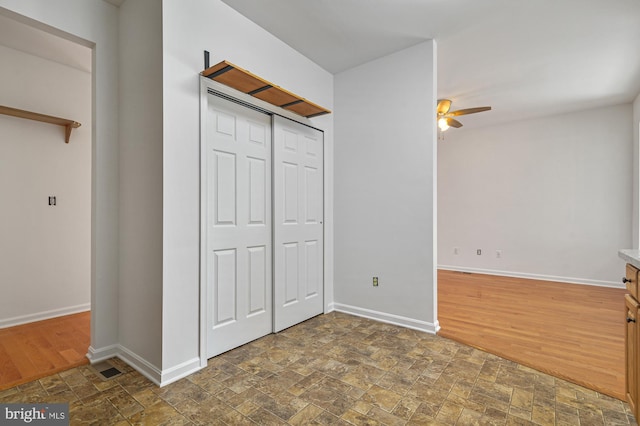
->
left=248, top=158, right=267, bottom=225
left=304, top=166, right=320, bottom=224
left=212, top=249, right=237, bottom=327
left=273, top=115, right=324, bottom=332
left=247, top=245, right=267, bottom=315
left=304, top=241, right=319, bottom=298
left=283, top=242, right=299, bottom=305
left=213, top=151, right=236, bottom=226
left=283, top=163, right=299, bottom=224
left=205, top=96, right=273, bottom=358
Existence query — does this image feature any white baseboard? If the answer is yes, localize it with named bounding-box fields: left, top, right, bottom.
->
left=438, top=265, right=623, bottom=288
left=160, top=357, right=203, bottom=387
left=86, top=344, right=119, bottom=363
left=332, top=303, right=439, bottom=334
left=0, top=303, right=90, bottom=329
left=87, top=344, right=202, bottom=388
left=117, top=345, right=162, bottom=386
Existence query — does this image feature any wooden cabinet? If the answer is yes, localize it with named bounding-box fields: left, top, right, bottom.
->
left=626, top=263, right=640, bottom=423
left=627, top=264, right=639, bottom=300
left=626, top=293, right=639, bottom=419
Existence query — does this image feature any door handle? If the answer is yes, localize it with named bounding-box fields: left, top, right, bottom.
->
left=623, top=277, right=633, bottom=284
left=628, top=317, right=636, bottom=323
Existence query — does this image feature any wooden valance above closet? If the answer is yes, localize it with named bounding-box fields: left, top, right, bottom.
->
left=201, top=60, right=331, bottom=118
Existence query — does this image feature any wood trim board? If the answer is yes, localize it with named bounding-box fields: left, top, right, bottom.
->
left=201, top=60, right=331, bottom=118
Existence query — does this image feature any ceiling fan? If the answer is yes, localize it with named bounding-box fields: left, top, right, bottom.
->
left=437, top=99, right=491, bottom=131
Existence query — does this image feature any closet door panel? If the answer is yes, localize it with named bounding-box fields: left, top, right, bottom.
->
left=273, top=116, right=324, bottom=332
left=205, top=96, right=272, bottom=358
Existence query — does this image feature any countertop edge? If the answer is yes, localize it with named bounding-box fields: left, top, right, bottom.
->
left=619, top=249, right=640, bottom=270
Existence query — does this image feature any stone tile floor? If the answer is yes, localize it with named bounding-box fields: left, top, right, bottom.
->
left=0, top=312, right=634, bottom=425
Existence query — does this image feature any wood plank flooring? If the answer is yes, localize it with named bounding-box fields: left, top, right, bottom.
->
left=437, top=269, right=627, bottom=400
left=0, top=311, right=90, bottom=391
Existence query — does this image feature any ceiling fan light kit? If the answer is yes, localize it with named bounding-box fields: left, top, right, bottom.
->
left=438, top=117, right=450, bottom=131
left=436, top=99, right=491, bottom=133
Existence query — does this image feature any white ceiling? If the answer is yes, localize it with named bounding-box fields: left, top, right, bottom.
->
left=1, top=1, right=637, bottom=129
left=221, top=0, right=640, bottom=128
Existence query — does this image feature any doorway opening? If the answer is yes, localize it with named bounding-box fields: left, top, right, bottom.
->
left=0, top=12, right=92, bottom=390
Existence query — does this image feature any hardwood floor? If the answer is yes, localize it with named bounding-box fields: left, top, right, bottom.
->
left=437, top=269, right=627, bottom=400
left=0, top=311, right=90, bottom=391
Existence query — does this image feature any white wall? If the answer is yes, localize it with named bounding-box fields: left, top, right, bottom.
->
left=438, top=104, right=633, bottom=286
left=0, top=45, right=90, bottom=327
left=118, top=0, right=163, bottom=373
left=0, top=0, right=120, bottom=354
left=334, top=41, right=438, bottom=332
left=161, top=0, right=334, bottom=379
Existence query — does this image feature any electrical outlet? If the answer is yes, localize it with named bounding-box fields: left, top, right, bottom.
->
left=453, top=247, right=459, bottom=255
left=477, top=249, right=482, bottom=255
left=373, top=277, right=379, bottom=287
left=48, top=196, right=56, bottom=206
left=496, top=250, right=502, bottom=259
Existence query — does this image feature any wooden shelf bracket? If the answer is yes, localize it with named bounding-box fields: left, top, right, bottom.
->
left=0, top=105, right=81, bottom=143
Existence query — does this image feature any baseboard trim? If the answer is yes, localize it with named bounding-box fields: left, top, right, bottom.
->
left=325, top=302, right=335, bottom=313
left=87, top=344, right=161, bottom=386
left=160, top=358, right=203, bottom=387
left=437, top=265, right=623, bottom=289
left=333, top=303, right=438, bottom=334
left=86, top=344, right=119, bottom=363
left=87, top=345, right=202, bottom=388
left=117, top=345, right=162, bottom=386
left=0, top=304, right=90, bottom=329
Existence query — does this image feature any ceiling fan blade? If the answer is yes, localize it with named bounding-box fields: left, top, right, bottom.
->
left=446, top=117, right=463, bottom=128
left=448, top=106, right=491, bottom=116
left=437, top=99, right=452, bottom=115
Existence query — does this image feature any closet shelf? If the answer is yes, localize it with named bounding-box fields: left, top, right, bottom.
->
left=202, top=60, right=331, bottom=118
left=0, top=105, right=81, bottom=143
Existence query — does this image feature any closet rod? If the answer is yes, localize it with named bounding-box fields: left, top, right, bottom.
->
left=0, top=105, right=81, bottom=143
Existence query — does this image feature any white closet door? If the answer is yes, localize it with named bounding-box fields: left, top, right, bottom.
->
left=273, top=115, right=324, bottom=332
left=205, top=97, right=272, bottom=358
